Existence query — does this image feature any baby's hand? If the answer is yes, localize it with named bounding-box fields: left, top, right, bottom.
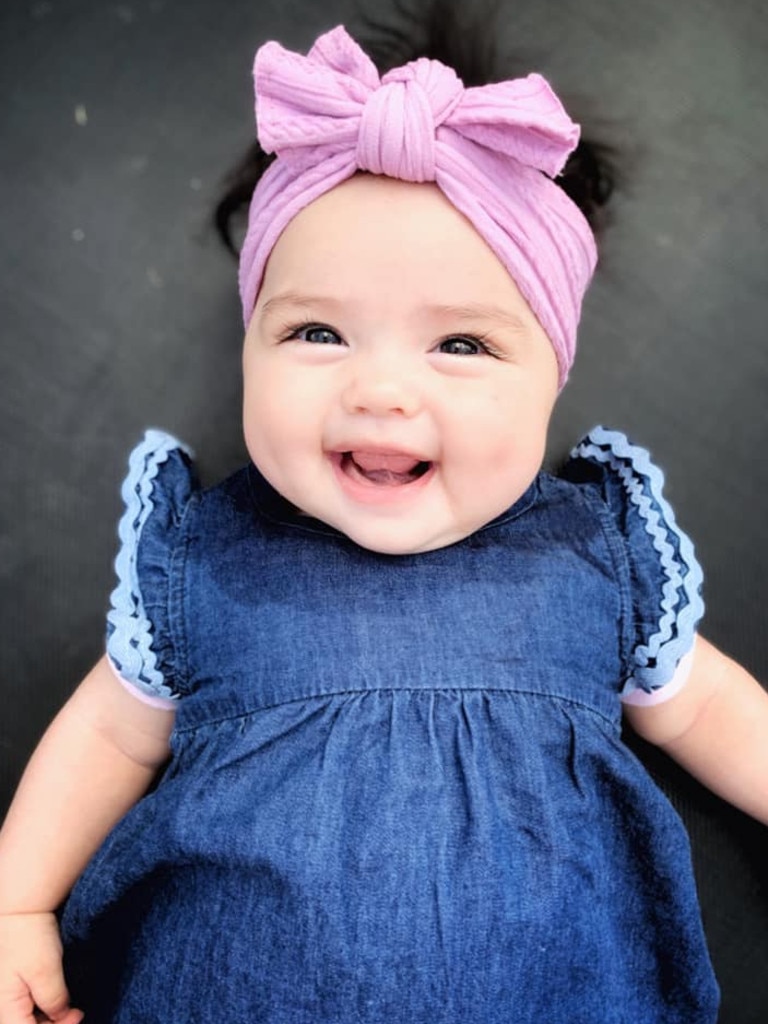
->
left=0, top=913, right=83, bottom=1024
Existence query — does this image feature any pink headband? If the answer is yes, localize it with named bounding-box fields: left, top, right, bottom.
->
left=238, top=26, right=597, bottom=386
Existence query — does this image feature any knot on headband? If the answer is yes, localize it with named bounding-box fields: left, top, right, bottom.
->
left=240, top=26, right=598, bottom=387
left=356, top=61, right=463, bottom=181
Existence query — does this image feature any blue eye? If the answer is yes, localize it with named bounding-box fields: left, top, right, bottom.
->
left=437, top=335, right=488, bottom=356
left=290, top=324, right=344, bottom=345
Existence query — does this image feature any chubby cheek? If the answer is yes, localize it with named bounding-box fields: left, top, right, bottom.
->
left=452, top=391, right=549, bottom=487
left=243, top=372, right=288, bottom=469
left=243, top=371, right=320, bottom=475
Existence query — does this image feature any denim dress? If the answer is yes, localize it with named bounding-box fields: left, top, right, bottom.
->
left=61, top=427, right=719, bottom=1023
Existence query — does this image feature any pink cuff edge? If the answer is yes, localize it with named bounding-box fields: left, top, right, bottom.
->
left=620, top=643, right=695, bottom=707
left=106, top=654, right=178, bottom=710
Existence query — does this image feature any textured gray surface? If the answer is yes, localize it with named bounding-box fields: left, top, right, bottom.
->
left=1, top=0, right=767, bottom=1018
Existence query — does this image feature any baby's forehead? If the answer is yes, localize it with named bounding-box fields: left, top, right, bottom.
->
left=257, top=175, right=540, bottom=324
left=267, top=174, right=503, bottom=270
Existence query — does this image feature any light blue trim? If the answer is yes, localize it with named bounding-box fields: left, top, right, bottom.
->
left=571, top=426, right=704, bottom=697
left=106, top=429, right=193, bottom=701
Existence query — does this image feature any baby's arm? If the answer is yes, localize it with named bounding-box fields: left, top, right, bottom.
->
left=624, top=635, right=768, bottom=824
left=0, top=656, right=176, bottom=1024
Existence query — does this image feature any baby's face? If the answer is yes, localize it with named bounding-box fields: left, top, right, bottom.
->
left=243, top=175, right=559, bottom=555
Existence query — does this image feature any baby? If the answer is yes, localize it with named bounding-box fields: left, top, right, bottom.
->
left=0, top=20, right=766, bottom=1024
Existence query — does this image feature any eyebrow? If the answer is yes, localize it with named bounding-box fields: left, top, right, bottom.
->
left=428, top=303, right=530, bottom=333
left=258, top=293, right=530, bottom=334
left=258, top=292, right=341, bottom=319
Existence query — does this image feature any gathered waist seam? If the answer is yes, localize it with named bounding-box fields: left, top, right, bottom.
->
left=172, top=684, right=620, bottom=735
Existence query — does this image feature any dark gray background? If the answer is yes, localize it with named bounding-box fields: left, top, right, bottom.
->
left=1, top=0, right=766, bottom=1019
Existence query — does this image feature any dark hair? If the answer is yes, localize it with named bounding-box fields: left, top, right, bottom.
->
left=214, top=0, right=617, bottom=256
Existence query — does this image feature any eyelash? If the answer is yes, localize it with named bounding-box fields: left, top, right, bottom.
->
left=281, top=322, right=345, bottom=346
left=279, top=321, right=500, bottom=358
left=435, top=334, right=497, bottom=357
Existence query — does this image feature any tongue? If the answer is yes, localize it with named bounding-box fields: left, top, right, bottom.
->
left=350, top=451, right=422, bottom=485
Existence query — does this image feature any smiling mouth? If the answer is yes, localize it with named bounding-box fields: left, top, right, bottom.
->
left=341, top=451, right=432, bottom=487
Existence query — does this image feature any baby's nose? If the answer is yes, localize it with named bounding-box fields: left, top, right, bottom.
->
left=341, top=358, right=421, bottom=417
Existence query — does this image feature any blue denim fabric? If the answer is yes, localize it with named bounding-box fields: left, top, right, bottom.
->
left=61, top=430, right=718, bottom=1023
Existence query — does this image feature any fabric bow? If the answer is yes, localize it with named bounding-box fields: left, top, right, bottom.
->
left=254, top=26, right=578, bottom=183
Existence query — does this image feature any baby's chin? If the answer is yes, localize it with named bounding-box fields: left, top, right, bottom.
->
left=328, top=517, right=477, bottom=557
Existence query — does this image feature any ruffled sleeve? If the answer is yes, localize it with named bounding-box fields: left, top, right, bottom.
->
left=563, top=426, right=704, bottom=705
left=106, top=430, right=197, bottom=706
